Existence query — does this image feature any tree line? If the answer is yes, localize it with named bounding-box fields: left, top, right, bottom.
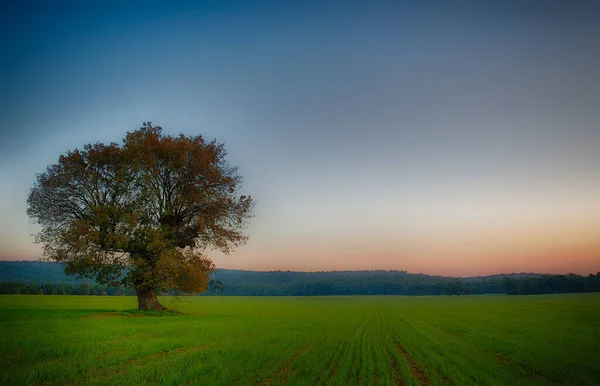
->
left=0, top=281, right=135, bottom=296
left=500, top=273, right=600, bottom=295
left=2, top=262, right=598, bottom=296
left=202, top=272, right=600, bottom=296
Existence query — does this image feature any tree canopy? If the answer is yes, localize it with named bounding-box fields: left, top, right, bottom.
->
left=27, top=123, right=253, bottom=310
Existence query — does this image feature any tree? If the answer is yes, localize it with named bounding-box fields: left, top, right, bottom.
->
left=208, top=278, right=224, bottom=294
left=27, top=123, right=253, bottom=310
left=444, top=281, right=469, bottom=296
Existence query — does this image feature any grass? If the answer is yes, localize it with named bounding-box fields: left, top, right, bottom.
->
left=1, top=294, right=599, bottom=385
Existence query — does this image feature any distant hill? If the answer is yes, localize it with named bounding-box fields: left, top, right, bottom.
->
left=0, top=261, right=88, bottom=285
left=0, top=260, right=553, bottom=296
left=208, top=268, right=545, bottom=296
left=0, top=260, right=541, bottom=284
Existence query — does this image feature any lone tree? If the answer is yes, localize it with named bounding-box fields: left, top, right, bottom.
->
left=444, top=281, right=469, bottom=296
left=27, top=123, right=253, bottom=310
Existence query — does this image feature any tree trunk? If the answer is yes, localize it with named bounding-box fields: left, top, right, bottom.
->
left=136, top=288, right=165, bottom=311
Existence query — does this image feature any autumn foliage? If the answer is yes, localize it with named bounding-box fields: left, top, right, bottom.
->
left=27, top=123, right=253, bottom=310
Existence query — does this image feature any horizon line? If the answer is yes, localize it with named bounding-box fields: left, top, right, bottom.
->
left=2, top=259, right=597, bottom=279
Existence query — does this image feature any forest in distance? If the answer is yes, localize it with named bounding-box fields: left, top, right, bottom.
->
left=1, top=261, right=599, bottom=296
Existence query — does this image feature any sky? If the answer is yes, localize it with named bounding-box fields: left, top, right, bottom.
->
left=1, top=1, right=599, bottom=276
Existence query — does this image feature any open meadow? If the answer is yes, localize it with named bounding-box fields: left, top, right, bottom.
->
left=1, top=294, right=599, bottom=385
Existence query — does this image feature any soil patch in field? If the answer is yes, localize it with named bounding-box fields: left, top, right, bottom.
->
left=493, top=353, right=559, bottom=385
left=262, top=345, right=312, bottom=385
left=384, top=343, right=405, bottom=385
left=394, top=342, right=429, bottom=386
left=80, top=312, right=144, bottom=319
left=80, top=310, right=182, bottom=319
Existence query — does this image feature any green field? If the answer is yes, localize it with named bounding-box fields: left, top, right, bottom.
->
left=1, top=294, right=599, bottom=385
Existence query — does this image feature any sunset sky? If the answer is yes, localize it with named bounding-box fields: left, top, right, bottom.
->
left=1, top=1, right=599, bottom=276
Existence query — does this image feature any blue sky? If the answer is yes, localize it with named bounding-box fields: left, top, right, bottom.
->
left=1, top=1, right=599, bottom=275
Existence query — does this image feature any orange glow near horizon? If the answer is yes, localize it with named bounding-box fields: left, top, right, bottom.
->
left=2, top=210, right=599, bottom=277
left=213, top=244, right=600, bottom=277
left=4, top=160, right=600, bottom=278
left=211, top=218, right=600, bottom=276
left=2, top=212, right=599, bottom=277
